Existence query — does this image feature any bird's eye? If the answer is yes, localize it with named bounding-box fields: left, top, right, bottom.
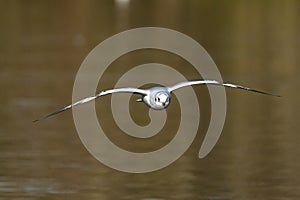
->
left=158, top=98, right=160, bottom=101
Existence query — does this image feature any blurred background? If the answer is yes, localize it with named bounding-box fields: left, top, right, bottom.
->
left=0, top=0, right=299, bottom=199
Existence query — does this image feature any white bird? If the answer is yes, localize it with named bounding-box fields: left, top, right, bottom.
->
left=33, top=80, right=279, bottom=122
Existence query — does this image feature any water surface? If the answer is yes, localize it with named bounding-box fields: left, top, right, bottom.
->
left=0, top=1, right=299, bottom=199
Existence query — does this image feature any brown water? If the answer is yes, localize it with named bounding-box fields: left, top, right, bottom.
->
left=1, top=1, right=300, bottom=199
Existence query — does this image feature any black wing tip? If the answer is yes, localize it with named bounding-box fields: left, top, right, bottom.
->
left=222, top=82, right=281, bottom=97
left=264, top=93, right=281, bottom=97
left=32, top=115, right=49, bottom=123
left=250, top=89, right=281, bottom=97
left=270, top=93, right=281, bottom=97
left=32, top=108, right=68, bottom=123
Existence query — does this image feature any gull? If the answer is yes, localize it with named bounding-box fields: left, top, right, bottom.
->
left=33, top=80, right=279, bottom=122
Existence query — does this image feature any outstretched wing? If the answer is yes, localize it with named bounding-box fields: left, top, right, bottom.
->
left=167, top=80, right=280, bottom=97
left=33, top=87, right=148, bottom=122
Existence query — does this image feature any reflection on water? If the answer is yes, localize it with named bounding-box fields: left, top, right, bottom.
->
left=1, top=1, right=299, bottom=199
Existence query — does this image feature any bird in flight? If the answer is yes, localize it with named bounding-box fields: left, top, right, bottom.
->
left=33, top=80, right=279, bottom=122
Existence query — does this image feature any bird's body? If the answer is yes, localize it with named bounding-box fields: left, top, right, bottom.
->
left=34, top=79, right=279, bottom=122
left=142, top=86, right=171, bottom=110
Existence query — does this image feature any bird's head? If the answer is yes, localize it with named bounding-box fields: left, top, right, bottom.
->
left=154, top=92, right=170, bottom=109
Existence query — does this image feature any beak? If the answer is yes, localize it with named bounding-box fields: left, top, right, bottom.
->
left=162, top=102, right=165, bottom=106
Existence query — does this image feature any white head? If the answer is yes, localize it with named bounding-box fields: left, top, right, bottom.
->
left=154, top=92, right=170, bottom=109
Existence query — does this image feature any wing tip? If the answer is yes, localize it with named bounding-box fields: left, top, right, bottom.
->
left=32, top=115, right=48, bottom=123
left=255, top=90, right=281, bottom=97
left=272, top=94, right=281, bottom=98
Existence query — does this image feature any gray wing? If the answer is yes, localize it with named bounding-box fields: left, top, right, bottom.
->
left=33, top=87, right=148, bottom=122
left=168, top=80, right=280, bottom=96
